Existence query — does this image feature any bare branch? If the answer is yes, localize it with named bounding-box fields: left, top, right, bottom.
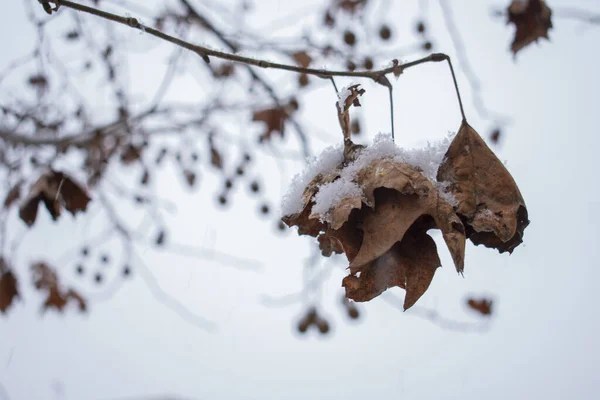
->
left=382, top=293, right=491, bottom=333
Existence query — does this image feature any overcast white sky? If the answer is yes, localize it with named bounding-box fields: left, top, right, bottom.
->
left=1, top=0, right=600, bottom=399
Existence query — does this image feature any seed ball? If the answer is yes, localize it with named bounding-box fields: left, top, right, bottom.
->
left=379, top=25, right=392, bottom=40
left=343, top=31, right=356, bottom=46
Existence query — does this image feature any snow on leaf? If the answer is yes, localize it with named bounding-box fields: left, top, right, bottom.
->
left=282, top=120, right=527, bottom=309
left=281, top=143, right=344, bottom=217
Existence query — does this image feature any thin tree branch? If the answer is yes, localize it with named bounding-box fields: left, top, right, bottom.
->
left=388, top=85, right=395, bottom=140
left=382, top=293, right=490, bottom=333
left=438, top=0, right=507, bottom=124
left=553, top=7, right=600, bottom=25
left=0, top=107, right=167, bottom=147
left=44, top=0, right=466, bottom=124
left=132, top=249, right=216, bottom=332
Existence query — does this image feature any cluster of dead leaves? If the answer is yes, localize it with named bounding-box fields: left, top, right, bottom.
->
left=507, top=0, right=552, bottom=56
left=0, top=259, right=87, bottom=314
left=32, top=262, right=87, bottom=313
left=283, top=87, right=529, bottom=310
left=7, top=170, right=91, bottom=227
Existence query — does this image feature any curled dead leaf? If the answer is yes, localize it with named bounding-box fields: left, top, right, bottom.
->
left=283, top=144, right=466, bottom=309
left=283, top=98, right=526, bottom=310
left=292, top=51, right=312, bottom=68
left=0, top=259, right=19, bottom=314
left=19, top=170, right=91, bottom=227
left=507, top=0, right=552, bottom=56
left=467, top=297, right=493, bottom=316
left=437, top=121, right=529, bottom=253
left=120, top=144, right=142, bottom=165
left=31, top=262, right=87, bottom=313
left=3, top=181, right=22, bottom=209
left=317, top=231, right=344, bottom=257
left=253, top=107, right=288, bottom=143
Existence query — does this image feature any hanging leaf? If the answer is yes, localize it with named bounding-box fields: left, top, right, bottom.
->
left=466, top=297, right=493, bottom=316
left=19, top=171, right=91, bottom=227
left=0, top=259, right=19, bottom=314
left=507, top=0, right=552, bottom=56
left=253, top=107, right=288, bottom=143
left=292, top=51, right=312, bottom=68
left=120, top=144, right=142, bottom=165
left=31, top=262, right=87, bottom=313
left=284, top=154, right=466, bottom=310
left=3, top=181, right=22, bottom=209
left=437, top=121, right=529, bottom=253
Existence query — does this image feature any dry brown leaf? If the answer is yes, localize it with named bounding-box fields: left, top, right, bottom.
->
left=59, top=173, right=91, bottom=216
left=183, top=170, right=196, bottom=187
left=467, top=297, right=493, bottom=316
left=335, top=0, right=367, bottom=14
left=210, top=148, right=223, bottom=169
left=507, top=0, right=552, bottom=56
left=342, top=217, right=440, bottom=310
left=31, top=262, right=87, bottom=313
left=283, top=117, right=526, bottom=310
left=348, top=191, right=428, bottom=269
left=336, top=84, right=365, bottom=141
left=282, top=170, right=340, bottom=237
left=19, top=174, right=60, bottom=225
left=213, top=63, right=235, bottom=78
left=120, top=144, right=142, bottom=165
left=283, top=156, right=465, bottom=309
left=18, top=171, right=90, bottom=227
left=3, top=181, right=22, bottom=209
left=317, top=231, right=344, bottom=257
left=292, top=51, right=312, bottom=68
left=437, top=121, right=529, bottom=253
left=0, top=259, right=19, bottom=314
left=253, top=107, right=288, bottom=143
left=282, top=200, right=325, bottom=237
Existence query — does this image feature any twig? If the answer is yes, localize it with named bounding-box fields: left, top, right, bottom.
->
left=388, top=85, right=395, bottom=140
left=382, top=293, right=490, bottom=333
left=329, top=77, right=339, bottom=93
left=438, top=0, right=507, bottom=124
left=553, top=7, right=600, bottom=25
left=0, top=381, right=10, bottom=400
left=443, top=55, right=466, bottom=122
left=0, top=107, right=167, bottom=147
left=132, top=249, right=216, bottom=331
left=178, top=0, right=312, bottom=158
left=43, top=1, right=468, bottom=125
left=146, top=241, right=264, bottom=272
